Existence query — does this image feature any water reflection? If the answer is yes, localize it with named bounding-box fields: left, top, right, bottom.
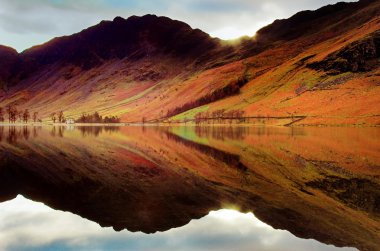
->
left=0, top=125, right=379, bottom=251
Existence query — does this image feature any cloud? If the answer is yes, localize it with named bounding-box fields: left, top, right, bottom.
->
left=0, top=0, right=356, bottom=51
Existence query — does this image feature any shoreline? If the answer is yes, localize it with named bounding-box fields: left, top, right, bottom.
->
left=0, top=122, right=379, bottom=128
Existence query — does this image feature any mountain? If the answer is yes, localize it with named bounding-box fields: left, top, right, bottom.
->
left=17, top=15, right=228, bottom=77
left=0, top=0, right=379, bottom=125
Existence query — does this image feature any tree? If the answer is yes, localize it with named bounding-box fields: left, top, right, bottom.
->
left=93, top=112, right=102, bottom=123
left=6, top=105, right=11, bottom=123
left=12, top=108, right=18, bottom=123
left=78, top=113, right=87, bottom=123
left=33, top=112, right=38, bottom=123
left=18, top=111, right=23, bottom=123
left=0, top=107, right=4, bottom=122
left=236, top=110, right=245, bottom=122
left=23, top=109, right=30, bottom=123
left=51, top=112, right=57, bottom=123
left=195, top=113, right=202, bottom=124
left=7, top=105, right=18, bottom=123
left=204, top=111, right=210, bottom=124
left=11, top=108, right=16, bottom=123
left=58, top=111, right=65, bottom=123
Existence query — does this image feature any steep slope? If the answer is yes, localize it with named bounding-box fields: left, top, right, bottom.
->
left=0, top=0, right=379, bottom=125
left=17, top=15, right=226, bottom=77
left=174, top=0, right=380, bottom=126
left=256, top=0, right=375, bottom=42
left=0, top=46, right=18, bottom=91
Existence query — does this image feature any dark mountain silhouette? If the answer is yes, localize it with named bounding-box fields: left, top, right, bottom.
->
left=12, top=15, right=229, bottom=83
left=0, top=46, right=18, bottom=89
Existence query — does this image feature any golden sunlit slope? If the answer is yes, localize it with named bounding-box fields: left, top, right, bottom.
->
left=175, top=0, right=380, bottom=126
left=0, top=0, right=379, bottom=125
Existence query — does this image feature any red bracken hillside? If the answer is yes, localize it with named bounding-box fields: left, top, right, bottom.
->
left=0, top=0, right=379, bottom=125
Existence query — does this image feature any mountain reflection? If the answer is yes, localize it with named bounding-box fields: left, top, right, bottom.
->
left=0, top=125, right=379, bottom=251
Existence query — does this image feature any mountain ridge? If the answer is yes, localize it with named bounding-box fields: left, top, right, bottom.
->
left=0, top=0, right=379, bottom=125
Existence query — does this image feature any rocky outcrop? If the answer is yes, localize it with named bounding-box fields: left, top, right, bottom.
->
left=308, top=30, right=380, bottom=73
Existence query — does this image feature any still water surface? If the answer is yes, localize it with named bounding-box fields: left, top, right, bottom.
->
left=0, top=125, right=379, bottom=251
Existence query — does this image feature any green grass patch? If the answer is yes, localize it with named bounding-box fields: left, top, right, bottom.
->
left=172, top=105, right=209, bottom=121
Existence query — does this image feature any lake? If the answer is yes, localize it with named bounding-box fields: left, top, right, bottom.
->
left=0, top=125, right=379, bottom=251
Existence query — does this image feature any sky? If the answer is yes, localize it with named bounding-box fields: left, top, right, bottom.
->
left=0, top=0, right=355, bottom=52
left=0, top=195, right=357, bottom=251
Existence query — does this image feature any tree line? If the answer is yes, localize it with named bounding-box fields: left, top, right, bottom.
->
left=50, top=111, right=66, bottom=123
left=166, top=76, right=248, bottom=118
left=75, top=112, right=121, bottom=123
left=194, top=109, right=246, bottom=124
left=0, top=105, right=40, bottom=123
left=0, top=105, right=121, bottom=124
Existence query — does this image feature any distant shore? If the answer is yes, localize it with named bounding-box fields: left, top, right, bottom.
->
left=0, top=121, right=378, bottom=127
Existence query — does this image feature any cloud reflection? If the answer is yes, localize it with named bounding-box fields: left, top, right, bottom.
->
left=0, top=196, right=357, bottom=251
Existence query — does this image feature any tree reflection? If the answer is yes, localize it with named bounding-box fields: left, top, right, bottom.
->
left=0, top=126, right=42, bottom=144
left=0, top=125, right=122, bottom=144
left=58, top=126, right=65, bottom=138
left=195, top=126, right=250, bottom=141
left=7, top=126, right=19, bottom=144
left=77, top=126, right=120, bottom=137
left=23, top=126, right=30, bottom=140
left=0, top=126, right=3, bottom=142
